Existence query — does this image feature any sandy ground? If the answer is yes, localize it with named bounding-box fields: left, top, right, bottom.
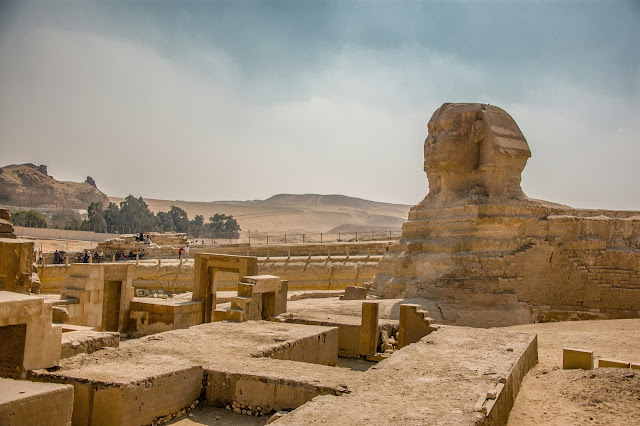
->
left=504, top=319, right=640, bottom=425
left=168, top=405, right=270, bottom=426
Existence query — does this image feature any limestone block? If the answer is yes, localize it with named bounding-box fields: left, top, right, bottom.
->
left=398, top=304, right=435, bottom=349
left=630, top=363, right=640, bottom=370
left=563, top=348, right=593, bottom=370
left=0, top=291, right=61, bottom=375
left=34, top=363, right=203, bottom=426
left=0, top=378, right=73, bottom=426
left=213, top=309, right=227, bottom=322
left=598, top=358, right=630, bottom=369
left=359, top=301, right=379, bottom=356
left=341, top=286, right=367, bottom=300
left=244, top=275, right=282, bottom=293
left=274, top=280, right=288, bottom=316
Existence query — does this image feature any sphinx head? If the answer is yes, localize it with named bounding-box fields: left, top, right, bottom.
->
left=423, top=103, right=531, bottom=202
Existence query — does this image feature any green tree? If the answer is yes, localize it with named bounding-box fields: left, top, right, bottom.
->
left=51, top=209, right=82, bottom=230
left=103, top=202, right=121, bottom=232
left=168, top=206, right=190, bottom=233
left=189, top=214, right=205, bottom=237
left=85, top=176, right=97, bottom=187
left=118, top=195, right=158, bottom=233
left=86, top=202, right=107, bottom=232
left=156, top=211, right=175, bottom=232
left=12, top=210, right=48, bottom=228
left=207, top=213, right=241, bottom=238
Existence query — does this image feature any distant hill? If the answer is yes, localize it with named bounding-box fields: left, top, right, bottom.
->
left=109, top=193, right=411, bottom=234
left=0, top=163, right=109, bottom=210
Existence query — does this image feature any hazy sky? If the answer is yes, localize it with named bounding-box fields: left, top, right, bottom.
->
left=1, top=0, right=638, bottom=209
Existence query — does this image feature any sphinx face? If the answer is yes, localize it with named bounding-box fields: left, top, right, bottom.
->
left=424, top=104, right=481, bottom=174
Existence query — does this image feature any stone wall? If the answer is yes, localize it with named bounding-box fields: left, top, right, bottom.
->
left=0, top=238, right=35, bottom=294
left=39, top=257, right=380, bottom=294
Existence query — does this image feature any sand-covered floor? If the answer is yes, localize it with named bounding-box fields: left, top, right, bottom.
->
left=505, top=319, right=640, bottom=425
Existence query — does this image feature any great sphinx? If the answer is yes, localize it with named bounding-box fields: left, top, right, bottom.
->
left=372, top=103, right=640, bottom=326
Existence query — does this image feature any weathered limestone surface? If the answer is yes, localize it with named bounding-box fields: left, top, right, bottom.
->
left=0, top=238, right=36, bottom=294
left=39, top=257, right=379, bottom=294
left=128, top=297, right=203, bottom=337
left=60, top=328, right=120, bottom=359
left=275, top=326, right=538, bottom=425
left=33, top=322, right=347, bottom=423
left=373, top=103, right=640, bottom=326
left=59, top=264, right=135, bottom=332
left=0, top=291, right=61, bottom=378
left=0, top=378, right=73, bottom=426
left=0, top=208, right=16, bottom=239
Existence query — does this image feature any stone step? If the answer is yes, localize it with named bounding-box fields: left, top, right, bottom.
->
left=226, top=308, right=245, bottom=322
left=212, top=309, right=228, bottom=322
left=230, top=296, right=251, bottom=310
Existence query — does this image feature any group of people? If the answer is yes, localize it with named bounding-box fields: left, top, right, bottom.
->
left=177, top=246, right=190, bottom=260
left=52, top=250, right=67, bottom=264
left=135, top=232, right=153, bottom=244
left=75, top=249, right=105, bottom=263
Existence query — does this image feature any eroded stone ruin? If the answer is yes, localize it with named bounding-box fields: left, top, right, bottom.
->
left=373, top=103, right=640, bottom=326
left=2, top=104, right=639, bottom=424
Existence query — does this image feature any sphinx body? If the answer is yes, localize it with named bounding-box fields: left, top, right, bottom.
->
left=372, top=103, right=640, bottom=327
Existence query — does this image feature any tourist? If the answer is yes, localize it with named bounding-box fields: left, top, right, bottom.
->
left=178, top=247, right=183, bottom=260
left=184, top=245, right=190, bottom=258
left=53, top=250, right=60, bottom=264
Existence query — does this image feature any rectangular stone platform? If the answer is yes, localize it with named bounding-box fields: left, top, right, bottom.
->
left=274, top=325, right=538, bottom=425
left=0, top=378, right=73, bottom=426
left=31, top=358, right=203, bottom=426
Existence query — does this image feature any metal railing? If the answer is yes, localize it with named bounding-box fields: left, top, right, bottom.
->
left=242, top=230, right=402, bottom=245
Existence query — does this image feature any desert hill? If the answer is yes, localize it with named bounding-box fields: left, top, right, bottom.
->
left=0, top=163, right=109, bottom=209
left=109, top=193, right=411, bottom=234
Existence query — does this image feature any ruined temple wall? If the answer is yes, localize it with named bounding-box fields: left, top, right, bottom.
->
left=375, top=210, right=640, bottom=325
left=38, top=258, right=380, bottom=293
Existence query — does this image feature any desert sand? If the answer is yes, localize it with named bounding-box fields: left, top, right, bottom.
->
left=505, top=319, right=640, bottom=425
left=109, top=194, right=410, bottom=234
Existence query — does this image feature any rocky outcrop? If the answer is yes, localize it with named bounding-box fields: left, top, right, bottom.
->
left=372, top=103, right=640, bottom=326
left=0, top=209, right=15, bottom=239
left=0, top=163, right=109, bottom=209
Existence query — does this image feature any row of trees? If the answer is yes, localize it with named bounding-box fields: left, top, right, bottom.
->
left=11, top=195, right=241, bottom=238
left=87, top=196, right=241, bottom=238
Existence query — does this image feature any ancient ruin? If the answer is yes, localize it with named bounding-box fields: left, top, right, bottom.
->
left=2, top=104, right=639, bottom=424
left=373, top=102, right=640, bottom=326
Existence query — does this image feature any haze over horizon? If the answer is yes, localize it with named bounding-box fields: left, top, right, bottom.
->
left=1, top=1, right=638, bottom=210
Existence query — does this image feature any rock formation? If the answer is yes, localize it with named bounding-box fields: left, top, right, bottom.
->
left=373, top=103, right=640, bottom=326
left=0, top=163, right=108, bottom=209
left=0, top=209, right=15, bottom=239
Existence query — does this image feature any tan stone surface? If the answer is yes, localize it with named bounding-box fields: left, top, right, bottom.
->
left=0, top=377, right=73, bottom=426
left=60, top=263, right=134, bottom=332
left=563, top=348, right=594, bottom=370
left=0, top=291, right=61, bottom=376
left=0, top=238, right=35, bottom=293
left=276, top=326, right=537, bottom=425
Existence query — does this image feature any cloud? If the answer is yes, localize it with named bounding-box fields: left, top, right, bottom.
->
left=0, top=1, right=638, bottom=210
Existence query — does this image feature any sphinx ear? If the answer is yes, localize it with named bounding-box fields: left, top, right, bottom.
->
left=470, top=119, right=484, bottom=143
